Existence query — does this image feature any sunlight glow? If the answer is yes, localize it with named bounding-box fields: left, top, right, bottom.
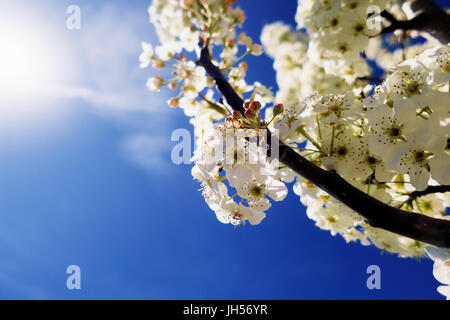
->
left=0, top=4, right=77, bottom=127
left=0, top=19, right=59, bottom=94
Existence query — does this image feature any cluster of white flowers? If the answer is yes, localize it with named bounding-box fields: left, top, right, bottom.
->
left=141, top=0, right=284, bottom=226
left=143, top=0, right=450, bottom=299
left=148, top=0, right=246, bottom=54
left=365, top=35, right=442, bottom=71
left=261, top=22, right=350, bottom=107
left=141, top=0, right=272, bottom=136
left=295, top=0, right=391, bottom=82
left=263, top=46, right=450, bottom=257
left=191, top=119, right=288, bottom=226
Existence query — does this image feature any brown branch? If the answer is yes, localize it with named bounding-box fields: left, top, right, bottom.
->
left=380, top=0, right=450, bottom=43
left=196, top=45, right=450, bottom=249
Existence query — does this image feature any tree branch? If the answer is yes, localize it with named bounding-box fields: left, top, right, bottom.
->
left=408, top=185, right=450, bottom=199
left=356, top=76, right=384, bottom=84
left=196, top=45, right=245, bottom=114
left=196, top=45, right=450, bottom=249
left=380, top=0, right=450, bottom=43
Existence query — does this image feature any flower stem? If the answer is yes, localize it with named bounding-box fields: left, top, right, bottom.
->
left=199, top=94, right=230, bottom=116
left=221, top=50, right=250, bottom=71
left=330, top=124, right=336, bottom=156
left=297, top=126, right=326, bottom=156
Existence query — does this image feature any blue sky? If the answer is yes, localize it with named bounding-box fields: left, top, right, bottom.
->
left=0, top=0, right=444, bottom=299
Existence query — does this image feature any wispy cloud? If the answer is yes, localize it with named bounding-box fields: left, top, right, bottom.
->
left=121, top=134, right=172, bottom=172
left=39, top=83, right=160, bottom=112
left=66, top=2, right=169, bottom=114
left=61, top=2, right=176, bottom=172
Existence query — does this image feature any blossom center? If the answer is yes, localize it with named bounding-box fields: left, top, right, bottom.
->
left=249, top=184, right=264, bottom=198
left=336, top=145, right=348, bottom=157
left=386, top=124, right=405, bottom=141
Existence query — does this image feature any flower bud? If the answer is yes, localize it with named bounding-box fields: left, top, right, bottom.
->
left=168, top=80, right=178, bottom=90
left=250, top=43, right=262, bottom=56
left=249, top=101, right=261, bottom=112
left=181, top=0, right=194, bottom=9
left=168, top=97, right=179, bottom=108
left=244, top=107, right=257, bottom=119
left=237, top=32, right=247, bottom=44
left=235, top=8, right=245, bottom=24
left=146, top=76, right=164, bottom=92
left=206, top=76, right=214, bottom=87
left=152, top=58, right=165, bottom=70
left=273, top=104, right=284, bottom=116
left=232, top=110, right=243, bottom=120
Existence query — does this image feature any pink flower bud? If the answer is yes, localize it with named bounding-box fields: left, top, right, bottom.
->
left=235, top=8, right=245, bottom=24
left=237, top=32, right=247, bottom=44
left=273, top=104, right=284, bottom=116
left=250, top=44, right=262, bottom=56
left=168, top=97, right=179, bottom=108
left=249, top=101, right=261, bottom=112
left=244, top=107, right=256, bottom=119
left=168, top=80, right=178, bottom=90
left=232, top=110, right=243, bottom=120
left=152, top=59, right=165, bottom=70
left=146, top=76, right=164, bottom=92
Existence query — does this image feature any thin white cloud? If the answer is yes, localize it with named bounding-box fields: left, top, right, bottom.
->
left=67, top=3, right=169, bottom=114
left=39, top=83, right=160, bottom=112
left=61, top=2, right=176, bottom=172
left=121, top=134, right=171, bottom=172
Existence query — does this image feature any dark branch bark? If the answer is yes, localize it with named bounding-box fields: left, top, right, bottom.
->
left=408, top=185, right=450, bottom=199
left=196, top=46, right=245, bottom=114
left=356, top=76, right=384, bottom=84
left=196, top=46, right=450, bottom=249
left=380, top=0, right=450, bottom=43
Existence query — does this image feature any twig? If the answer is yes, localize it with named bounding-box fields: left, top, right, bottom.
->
left=397, top=185, right=450, bottom=210
left=407, top=185, right=450, bottom=199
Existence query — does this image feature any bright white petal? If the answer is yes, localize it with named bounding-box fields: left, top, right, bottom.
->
left=241, top=206, right=266, bottom=225
left=265, top=179, right=288, bottom=201
left=437, top=285, right=450, bottom=300
left=226, top=165, right=252, bottom=188
left=429, top=154, right=450, bottom=185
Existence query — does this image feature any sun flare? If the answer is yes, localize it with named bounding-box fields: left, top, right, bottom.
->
left=0, top=14, right=61, bottom=96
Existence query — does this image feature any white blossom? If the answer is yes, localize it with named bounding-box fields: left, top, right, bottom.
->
left=426, top=246, right=450, bottom=300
